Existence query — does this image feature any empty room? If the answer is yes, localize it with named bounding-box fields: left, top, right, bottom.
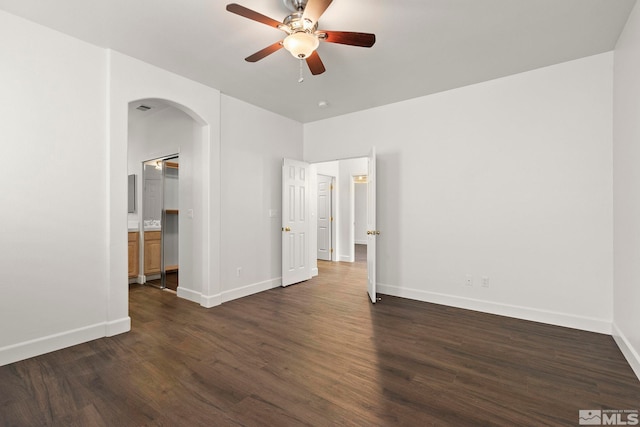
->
left=1, top=0, right=640, bottom=425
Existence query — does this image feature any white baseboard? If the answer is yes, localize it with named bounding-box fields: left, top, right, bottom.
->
left=612, top=323, right=640, bottom=381
left=0, top=322, right=108, bottom=367
left=339, top=255, right=353, bottom=262
left=176, top=286, right=222, bottom=308
left=377, top=282, right=612, bottom=334
left=221, top=278, right=282, bottom=303
left=200, top=293, right=222, bottom=308
left=176, top=286, right=202, bottom=304
left=105, top=317, right=131, bottom=337
left=355, top=239, right=367, bottom=245
left=312, top=267, right=319, bottom=277
left=178, top=278, right=283, bottom=308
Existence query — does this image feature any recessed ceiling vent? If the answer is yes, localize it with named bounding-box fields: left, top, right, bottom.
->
left=136, top=105, right=151, bottom=111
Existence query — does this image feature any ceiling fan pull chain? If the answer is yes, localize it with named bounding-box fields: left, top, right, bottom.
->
left=298, top=59, right=304, bottom=83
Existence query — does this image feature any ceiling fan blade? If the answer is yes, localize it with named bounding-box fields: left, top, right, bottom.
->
left=226, top=3, right=283, bottom=29
left=320, top=31, right=376, bottom=47
left=306, top=51, right=326, bottom=75
left=245, top=41, right=284, bottom=62
left=302, top=0, right=333, bottom=25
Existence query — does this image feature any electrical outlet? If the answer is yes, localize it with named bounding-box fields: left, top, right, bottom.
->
left=481, top=276, right=489, bottom=288
left=465, top=274, right=473, bottom=287
left=236, top=267, right=242, bottom=277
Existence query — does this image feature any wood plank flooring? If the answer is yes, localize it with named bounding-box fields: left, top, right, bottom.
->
left=146, top=271, right=179, bottom=291
left=1, top=256, right=639, bottom=426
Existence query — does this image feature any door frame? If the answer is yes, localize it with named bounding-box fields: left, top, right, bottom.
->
left=352, top=176, right=368, bottom=246
left=140, top=153, right=179, bottom=289
left=282, top=158, right=312, bottom=287
left=316, top=173, right=335, bottom=262
left=308, top=154, right=375, bottom=282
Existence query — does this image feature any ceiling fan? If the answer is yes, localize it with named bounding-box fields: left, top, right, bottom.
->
left=226, top=0, right=376, bottom=76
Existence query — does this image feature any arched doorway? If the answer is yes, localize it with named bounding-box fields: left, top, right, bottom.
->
left=127, top=99, right=202, bottom=299
left=107, top=52, right=223, bottom=337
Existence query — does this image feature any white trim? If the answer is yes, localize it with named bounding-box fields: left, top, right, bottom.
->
left=176, top=286, right=201, bottom=304
left=339, top=255, right=353, bottom=263
left=200, top=293, right=222, bottom=308
left=222, top=278, right=282, bottom=303
left=612, top=323, right=640, bottom=381
left=178, top=278, right=284, bottom=308
left=0, top=322, right=108, bottom=367
left=105, top=317, right=131, bottom=337
left=311, top=267, right=319, bottom=277
left=377, top=282, right=612, bottom=334
left=354, top=239, right=367, bottom=245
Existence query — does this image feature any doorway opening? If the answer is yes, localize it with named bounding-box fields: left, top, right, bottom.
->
left=127, top=98, right=204, bottom=301
left=313, top=157, right=369, bottom=263
left=353, top=174, right=368, bottom=265
left=142, top=155, right=179, bottom=291
left=308, top=156, right=373, bottom=298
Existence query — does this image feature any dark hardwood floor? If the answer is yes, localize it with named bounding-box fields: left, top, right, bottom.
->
left=146, top=271, right=179, bottom=291
left=1, top=256, right=639, bottom=426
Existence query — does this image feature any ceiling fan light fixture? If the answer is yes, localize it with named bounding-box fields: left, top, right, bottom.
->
left=283, top=31, right=319, bottom=59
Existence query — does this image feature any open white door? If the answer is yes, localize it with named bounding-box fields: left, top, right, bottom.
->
left=282, top=158, right=311, bottom=287
left=317, top=174, right=332, bottom=261
left=367, top=147, right=378, bottom=303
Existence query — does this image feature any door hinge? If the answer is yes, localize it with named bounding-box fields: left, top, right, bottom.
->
left=330, top=216, right=334, bottom=222
left=330, top=248, right=334, bottom=253
left=330, top=184, right=334, bottom=190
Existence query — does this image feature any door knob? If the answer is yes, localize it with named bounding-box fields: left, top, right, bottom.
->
left=282, top=226, right=291, bottom=232
left=367, top=230, right=380, bottom=235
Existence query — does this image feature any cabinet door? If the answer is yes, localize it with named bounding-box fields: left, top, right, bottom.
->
left=128, top=232, right=139, bottom=278
left=144, top=231, right=162, bottom=275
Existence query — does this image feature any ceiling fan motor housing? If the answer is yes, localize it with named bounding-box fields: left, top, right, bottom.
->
left=283, top=11, right=318, bottom=33
left=283, top=0, right=308, bottom=12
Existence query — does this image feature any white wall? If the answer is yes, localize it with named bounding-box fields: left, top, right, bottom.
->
left=315, top=162, right=340, bottom=177
left=355, top=183, right=367, bottom=244
left=0, top=11, right=109, bottom=364
left=613, top=0, right=640, bottom=379
left=108, top=51, right=222, bottom=311
left=305, top=53, right=614, bottom=333
left=219, top=95, right=303, bottom=301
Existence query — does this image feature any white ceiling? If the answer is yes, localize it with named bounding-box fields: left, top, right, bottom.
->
left=0, top=0, right=636, bottom=123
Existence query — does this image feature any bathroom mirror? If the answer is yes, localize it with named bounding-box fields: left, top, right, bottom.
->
left=128, top=174, right=136, bottom=213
